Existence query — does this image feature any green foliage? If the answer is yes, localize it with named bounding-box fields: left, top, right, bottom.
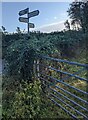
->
left=2, top=28, right=87, bottom=82
left=3, top=34, right=55, bottom=81
left=12, top=80, right=41, bottom=119
left=68, top=1, right=88, bottom=32
left=2, top=79, right=41, bottom=119
left=1, top=26, right=6, bottom=32
left=2, top=78, right=69, bottom=119
left=16, top=27, right=21, bottom=33
left=64, top=20, right=70, bottom=30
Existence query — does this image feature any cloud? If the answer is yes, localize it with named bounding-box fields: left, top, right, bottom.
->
left=54, top=17, right=57, bottom=20
left=60, top=12, right=68, bottom=17
left=33, top=21, right=65, bottom=33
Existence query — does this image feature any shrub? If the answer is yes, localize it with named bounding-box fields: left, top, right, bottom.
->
left=3, top=79, right=42, bottom=119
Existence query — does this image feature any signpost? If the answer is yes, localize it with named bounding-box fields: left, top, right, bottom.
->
left=29, top=23, right=35, bottom=28
left=18, top=8, right=39, bottom=35
left=19, top=17, right=29, bottom=23
left=28, top=10, right=39, bottom=18
left=19, top=8, right=29, bottom=16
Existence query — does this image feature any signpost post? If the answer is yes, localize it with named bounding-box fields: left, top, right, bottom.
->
left=27, top=8, right=29, bottom=34
left=18, top=8, right=39, bottom=36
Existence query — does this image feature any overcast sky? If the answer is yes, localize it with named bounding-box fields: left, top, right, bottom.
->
left=2, top=2, right=71, bottom=33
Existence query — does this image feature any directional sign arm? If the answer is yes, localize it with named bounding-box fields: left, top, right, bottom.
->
left=19, top=8, right=29, bottom=16
left=18, top=8, right=39, bottom=34
left=19, top=17, right=29, bottom=23
left=29, top=23, right=35, bottom=28
left=28, top=10, right=39, bottom=18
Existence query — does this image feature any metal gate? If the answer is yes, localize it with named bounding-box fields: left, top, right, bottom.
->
left=35, top=55, right=88, bottom=119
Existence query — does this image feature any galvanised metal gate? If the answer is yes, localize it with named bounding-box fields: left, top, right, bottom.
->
left=35, top=55, right=88, bottom=119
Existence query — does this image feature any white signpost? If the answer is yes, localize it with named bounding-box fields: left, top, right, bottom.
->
left=18, top=8, right=39, bottom=35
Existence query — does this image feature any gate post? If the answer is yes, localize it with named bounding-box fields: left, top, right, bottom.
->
left=37, top=59, right=40, bottom=79
left=34, top=59, right=40, bottom=80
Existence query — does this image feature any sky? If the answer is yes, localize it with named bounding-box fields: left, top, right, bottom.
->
left=1, top=2, right=71, bottom=33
